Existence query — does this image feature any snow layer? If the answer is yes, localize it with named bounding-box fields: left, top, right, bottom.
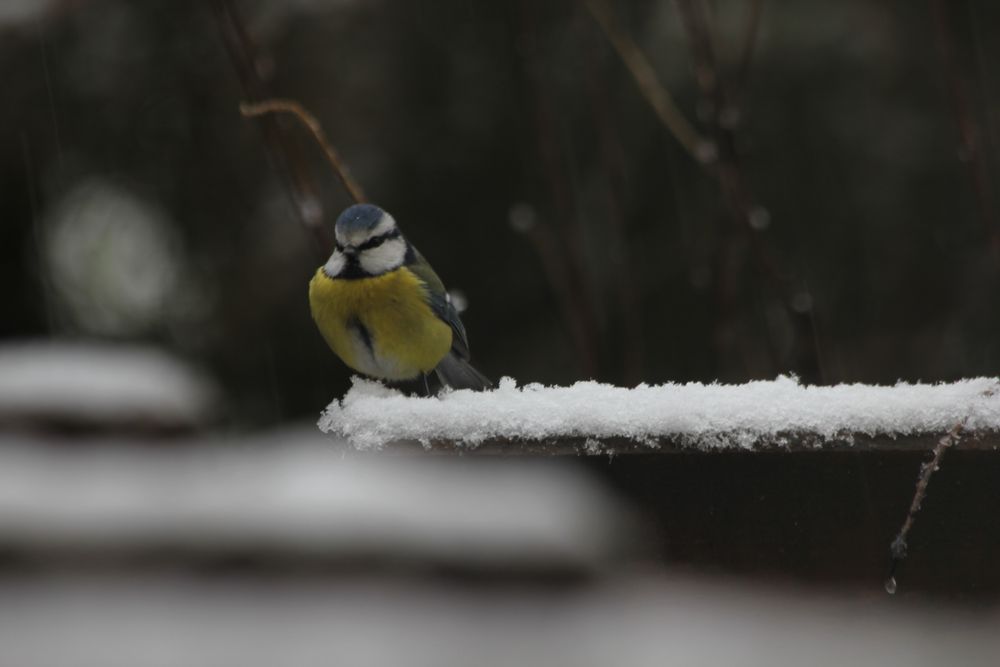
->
left=0, top=341, right=217, bottom=428
left=2, top=575, right=998, bottom=667
left=320, top=375, right=1000, bottom=450
left=0, top=430, right=629, bottom=568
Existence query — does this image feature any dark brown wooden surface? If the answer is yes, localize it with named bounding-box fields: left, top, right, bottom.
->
left=376, top=433, right=1000, bottom=601
left=592, top=449, right=1000, bottom=601
left=381, top=430, right=1000, bottom=455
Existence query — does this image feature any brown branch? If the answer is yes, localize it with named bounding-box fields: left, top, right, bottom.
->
left=211, top=0, right=332, bottom=255
left=601, top=170, right=644, bottom=384
left=519, top=0, right=600, bottom=378
left=732, top=0, right=764, bottom=109
left=582, top=0, right=715, bottom=164
left=672, top=0, right=823, bottom=381
left=240, top=99, right=366, bottom=205
left=582, top=28, right=644, bottom=383
left=512, top=214, right=598, bottom=378
left=884, top=420, right=964, bottom=594
left=929, top=0, right=1000, bottom=258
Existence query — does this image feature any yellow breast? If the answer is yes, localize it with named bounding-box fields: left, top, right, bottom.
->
left=308, top=267, right=453, bottom=380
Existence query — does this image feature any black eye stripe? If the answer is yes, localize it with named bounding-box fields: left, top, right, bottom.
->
left=357, top=229, right=400, bottom=251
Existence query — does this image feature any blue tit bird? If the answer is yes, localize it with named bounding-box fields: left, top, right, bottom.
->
left=309, top=203, right=492, bottom=392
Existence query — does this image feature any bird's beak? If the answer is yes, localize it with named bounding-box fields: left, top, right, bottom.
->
left=342, top=245, right=357, bottom=256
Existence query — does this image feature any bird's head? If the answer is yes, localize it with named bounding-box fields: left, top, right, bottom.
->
left=324, top=204, right=408, bottom=277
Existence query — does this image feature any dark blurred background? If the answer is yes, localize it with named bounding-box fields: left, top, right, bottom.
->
left=2, top=6, right=1000, bottom=658
left=4, top=0, right=999, bottom=426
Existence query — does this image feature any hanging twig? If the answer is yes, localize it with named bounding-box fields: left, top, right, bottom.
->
left=211, top=0, right=332, bottom=254
left=582, top=0, right=715, bottom=163
left=240, top=99, right=366, bottom=205
left=884, top=420, right=964, bottom=594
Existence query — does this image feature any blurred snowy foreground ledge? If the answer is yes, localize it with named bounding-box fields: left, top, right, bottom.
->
left=321, top=375, right=1000, bottom=453
left=0, top=341, right=217, bottom=432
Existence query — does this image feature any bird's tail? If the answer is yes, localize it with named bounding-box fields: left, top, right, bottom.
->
left=434, top=351, right=492, bottom=391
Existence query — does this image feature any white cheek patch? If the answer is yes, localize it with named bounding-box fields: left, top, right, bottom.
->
left=370, top=212, right=397, bottom=238
left=359, top=237, right=406, bottom=275
left=323, top=250, right=346, bottom=277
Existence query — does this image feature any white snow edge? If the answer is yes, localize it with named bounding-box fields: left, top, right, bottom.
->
left=0, top=341, right=217, bottom=427
left=319, top=375, right=1000, bottom=451
left=0, top=432, right=628, bottom=567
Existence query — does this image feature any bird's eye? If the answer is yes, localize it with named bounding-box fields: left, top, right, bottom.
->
left=358, top=237, right=384, bottom=251
left=358, top=229, right=400, bottom=251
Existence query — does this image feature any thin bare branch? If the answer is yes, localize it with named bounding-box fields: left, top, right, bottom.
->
left=673, top=0, right=823, bottom=382
left=582, top=0, right=714, bottom=163
left=885, top=419, right=965, bottom=594
left=929, top=0, right=1000, bottom=258
left=241, top=99, right=366, bottom=205
left=513, top=216, right=599, bottom=378
left=583, top=39, right=645, bottom=383
left=519, top=0, right=601, bottom=378
left=210, top=0, right=332, bottom=254
left=732, top=0, right=764, bottom=107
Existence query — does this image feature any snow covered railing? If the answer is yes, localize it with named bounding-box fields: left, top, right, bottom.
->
left=0, top=342, right=218, bottom=432
left=0, top=433, right=630, bottom=570
left=320, top=376, right=1000, bottom=454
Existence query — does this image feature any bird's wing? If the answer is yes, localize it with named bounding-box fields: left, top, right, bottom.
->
left=406, top=247, right=472, bottom=360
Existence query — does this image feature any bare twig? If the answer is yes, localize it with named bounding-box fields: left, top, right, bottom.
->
left=885, top=420, right=964, bottom=594
left=732, top=0, right=764, bottom=108
left=673, top=0, right=765, bottom=368
left=519, top=0, right=600, bottom=378
left=582, top=0, right=714, bottom=163
left=513, top=215, right=598, bottom=377
left=583, top=30, right=645, bottom=383
left=210, top=0, right=333, bottom=254
left=240, top=99, right=366, bottom=205
left=929, top=0, right=1000, bottom=258
left=671, top=0, right=822, bottom=381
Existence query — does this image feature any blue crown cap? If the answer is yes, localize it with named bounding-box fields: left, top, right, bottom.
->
left=335, top=203, right=385, bottom=235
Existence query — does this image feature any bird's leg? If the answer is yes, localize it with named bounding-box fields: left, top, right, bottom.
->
left=422, top=373, right=431, bottom=397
